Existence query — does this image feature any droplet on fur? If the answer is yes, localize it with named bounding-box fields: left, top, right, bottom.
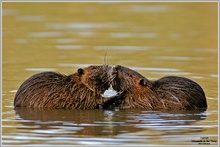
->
left=101, top=89, right=117, bottom=98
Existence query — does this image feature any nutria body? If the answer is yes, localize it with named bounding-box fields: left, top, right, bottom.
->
left=104, top=65, right=207, bottom=110
left=14, top=65, right=113, bottom=109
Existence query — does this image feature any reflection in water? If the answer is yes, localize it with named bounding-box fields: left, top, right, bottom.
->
left=14, top=108, right=140, bottom=137
left=156, top=56, right=204, bottom=61
left=128, top=5, right=169, bottom=13
left=10, top=107, right=208, bottom=145
left=28, top=32, right=63, bottom=37
left=55, top=45, right=85, bottom=50
left=15, top=39, right=28, bottom=44
left=110, top=32, right=158, bottom=38
left=95, top=45, right=153, bottom=51
left=46, top=22, right=124, bottom=29
left=16, top=15, right=45, bottom=22
left=2, top=9, right=19, bottom=16
left=56, top=38, right=77, bottom=43
left=25, top=68, right=56, bottom=72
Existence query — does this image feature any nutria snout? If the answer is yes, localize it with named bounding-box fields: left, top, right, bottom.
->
left=108, top=65, right=207, bottom=110
left=14, top=65, right=113, bottom=109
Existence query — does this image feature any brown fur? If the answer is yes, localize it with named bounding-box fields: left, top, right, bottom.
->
left=105, top=65, right=207, bottom=110
left=14, top=65, right=113, bottom=109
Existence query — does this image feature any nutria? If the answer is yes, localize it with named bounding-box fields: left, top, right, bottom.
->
left=14, top=65, right=114, bottom=109
left=103, top=65, right=207, bottom=110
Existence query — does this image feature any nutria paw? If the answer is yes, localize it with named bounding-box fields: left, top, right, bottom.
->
left=98, top=91, right=127, bottom=109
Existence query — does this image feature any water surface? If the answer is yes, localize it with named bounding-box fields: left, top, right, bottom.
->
left=2, top=2, right=218, bottom=146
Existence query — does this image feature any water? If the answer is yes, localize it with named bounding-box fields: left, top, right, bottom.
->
left=2, top=2, right=218, bottom=146
left=3, top=108, right=216, bottom=145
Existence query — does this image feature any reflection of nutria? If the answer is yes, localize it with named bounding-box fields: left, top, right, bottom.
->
left=14, top=108, right=144, bottom=136
left=14, top=65, right=113, bottom=109
left=104, top=65, right=207, bottom=110
left=14, top=107, right=206, bottom=137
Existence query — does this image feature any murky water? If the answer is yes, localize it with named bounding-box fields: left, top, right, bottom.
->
left=2, top=2, right=218, bottom=146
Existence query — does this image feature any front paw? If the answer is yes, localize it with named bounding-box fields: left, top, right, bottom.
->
left=95, top=104, right=104, bottom=109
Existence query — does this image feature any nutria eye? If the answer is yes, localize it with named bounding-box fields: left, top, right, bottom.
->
left=139, top=79, right=147, bottom=87
left=78, top=68, right=84, bottom=75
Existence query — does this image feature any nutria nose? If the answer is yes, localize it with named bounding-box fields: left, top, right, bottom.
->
left=104, top=65, right=112, bottom=73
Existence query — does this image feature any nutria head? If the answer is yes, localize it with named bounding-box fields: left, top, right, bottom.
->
left=105, top=65, right=157, bottom=109
left=111, top=65, right=152, bottom=92
left=77, top=65, right=113, bottom=94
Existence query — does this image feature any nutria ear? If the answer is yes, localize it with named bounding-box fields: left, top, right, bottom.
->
left=77, top=68, right=84, bottom=75
left=139, top=79, right=148, bottom=87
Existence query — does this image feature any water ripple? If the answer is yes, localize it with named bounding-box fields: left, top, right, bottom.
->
left=55, top=45, right=85, bottom=50
left=95, top=45, right=153, bottom=51
left=28, top=32, right=62, bottom=38
left=128, top=5, right=169, bottom=13
left=157, top=56, right=204, bottom=61
left=46, top=22, right=124, bottom=29
left=25, top=68, right=56, bottom=72
left=110, top=32, right=158, bottom=38
left=16, top=15, right=45, bottom=22
left=58, top=63, right=180, bottom=72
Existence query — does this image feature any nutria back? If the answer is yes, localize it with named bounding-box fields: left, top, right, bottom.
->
left=110, top=65, right=207, bottom=110
left=152, top=76, right=207, bottom=110
left=14, top=65, right=113, bottom=109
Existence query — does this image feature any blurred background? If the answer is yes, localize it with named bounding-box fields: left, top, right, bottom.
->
left=2, top=2, right=218, bottom=146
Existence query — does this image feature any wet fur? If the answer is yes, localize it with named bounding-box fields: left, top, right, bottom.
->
left=14, top=65, right=112, bottom=109
left=108, top=65, right=207, bottom=110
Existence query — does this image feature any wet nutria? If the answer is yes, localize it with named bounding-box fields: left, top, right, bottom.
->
left=103, top=65, right=207, bottom=110
left=14, top=65, right=114, bottom=109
